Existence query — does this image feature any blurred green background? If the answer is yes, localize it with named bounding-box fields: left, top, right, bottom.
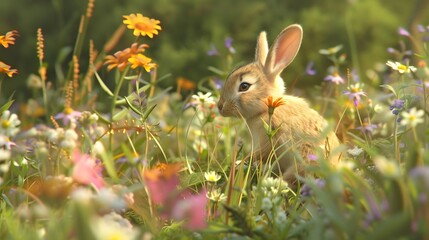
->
left=1, top=0, right=428, bottom=100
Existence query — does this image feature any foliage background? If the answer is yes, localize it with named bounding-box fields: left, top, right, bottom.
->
left=1, top=0, right=428, bottom=100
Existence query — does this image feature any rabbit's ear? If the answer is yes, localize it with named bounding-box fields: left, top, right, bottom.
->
left=255, top=31, right=269, bottom=66
left=264, top=24, right=302, bottom=78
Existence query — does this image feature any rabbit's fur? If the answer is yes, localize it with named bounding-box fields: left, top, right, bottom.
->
left=217, top=25, right=340, bottom=184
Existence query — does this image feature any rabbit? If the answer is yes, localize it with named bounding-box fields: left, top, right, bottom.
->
left=217, top=24, right=341, bottom=184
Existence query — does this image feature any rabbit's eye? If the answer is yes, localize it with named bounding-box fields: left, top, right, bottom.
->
left=238, top=82, right=251, bottom=92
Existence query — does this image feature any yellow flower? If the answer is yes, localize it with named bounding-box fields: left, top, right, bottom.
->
left=0, top=30, right=18, bottom=48
left=128, top=53, right=157, bottom=72
left=104, top=43, right=148, bottom=71
left=123, top=14, right=161, bottom=38
left=0, top=61, right=18, bottom=77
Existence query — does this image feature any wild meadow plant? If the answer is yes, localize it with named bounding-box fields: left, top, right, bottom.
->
left=0, top=1, right=429, bottom=239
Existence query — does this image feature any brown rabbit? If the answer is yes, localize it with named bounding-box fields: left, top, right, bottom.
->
left=217, top=24, right=340, bottom=184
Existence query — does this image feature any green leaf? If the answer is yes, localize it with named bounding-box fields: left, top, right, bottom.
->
left=124, top=96, right=143, bottom=116
left=94, top=68, right=114, bottom=96
left=379, top=84, right=397, bottom=97
left=0, top=100, right=14, bottom=113
left=208, top=66, right=225, bottom=75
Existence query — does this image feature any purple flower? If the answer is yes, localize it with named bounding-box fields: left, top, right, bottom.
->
left=387, top=47, right=396, bottom=54
left=389, top=99, right=405, bottom=115
left=343, top=83, right=366, bottom=106
left=224, top=37, right=236, bottom=54
left=212, top=77, right=224, bottom=90
left=398, top=27, right=410, bottom=37
left=356, top=123, right=377, bottom=134
left=324, top=72, right=344, bottom=85
left=55, top=107, right=82, bottom=125
left=417, top=24, right=426, bottom=33
left=300, top=179, right=326, bottom=197
left=207, top=44, right=219, bottom=56
left=305, top=61, right=317, bottom=76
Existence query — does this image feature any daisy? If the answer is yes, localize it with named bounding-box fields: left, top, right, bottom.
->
left=400, top=107, right=425, bottom=128
left=128, top=53, right=157, bottom=72
left=123, top=13, right=161, bottom=38
left=324, top=72, right=344, bottom=84
left=343, top=83, right=367, bottom=106
left=386, top=61, right=417, bottom=74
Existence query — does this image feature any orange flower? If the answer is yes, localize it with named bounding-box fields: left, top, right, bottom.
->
left=265, top=95, right=286, bottom=108
left=123, top=14, right=161, bottom=38
left=0, top=61, right=18, bottom=77
left=128, top=53, right=157, bottom=72
left=0, top=30, right=18, bottom=48
left=104, top=43, right=148, bottom=71
left=177, top=77, right=196, bottom=91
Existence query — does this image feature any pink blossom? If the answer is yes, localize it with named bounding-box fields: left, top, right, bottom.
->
left=55, top=107, right=82, bottom=125
left=72, top=151, right=105, bottom=189
left=143, top=163, right=181, bottom=204
left=171, top=190, right=208, bottom=230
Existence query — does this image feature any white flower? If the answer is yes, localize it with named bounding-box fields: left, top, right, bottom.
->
left=261, top=177, right=290, bottom=196
left=191, top=92, right=216, bottom=109
left=92, top=212, right=139, bottom=240
left=93, top=141, right=105, bottom=155
left=347, top=146, right=364, bottom=157
left=374, top=156, right=401, bottom=178
left=204, top=171, right=221, bottom=183
left=206, top=189, right=226, bottom=202
left=0, top=110, right=21, bottom=137
left=0, top=149, right=11, bottom=162
left=386, top=61, right=417, bottom=74
left=400, top=107, right=425, bottom=128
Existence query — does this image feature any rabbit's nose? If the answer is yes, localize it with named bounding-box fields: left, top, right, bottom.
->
left=217, top=99, right=224, bottom=112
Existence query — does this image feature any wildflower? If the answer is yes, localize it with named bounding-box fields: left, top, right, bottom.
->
left=72, top=150, right=105, bottom=189
left=207, top=44, right=219, bottom=56
left=0, top=30, right=18, bottom=48
left=143, top=163, right=181, bottom=204
left=265, top=96, right=286, bottom=115
left=373, top=156, right=400, bottom=178
left=224, top=37, right=236, bottom=54
left=177, top=77, right=196, bottom=91
left=347, top=146, right=363, bottom=157
left=92, top=212, right=139, bottom=240
left=260, top=177, right=290, bottom=196
left=343, top=83, right=367, bottom=106
left=300, top=179, right=325, bottom=197
left=0, top=61, right=18, bottom=77
left=389, top=99, right=405, bottom=115
left=400, top=107, right=425, bottom=128
left=206, top=189, right=226, bottom=202
left=204, top=171, right=221, bottom=183
left=386, top=61, right=417, bottom=74
left=0, top=110, right=21, bottom=137
left=319, top=45, right=343, bottom=55
left=324, top=72, right=344, bottom=84
left=54, top=107, right=82, bottom=125
left=356, top=122, right=377, bottom=134
left=123, top=13, right=161, bottom=38
left=104, top=43, right=148, bottom=71
left=398, top=27, right=410, bottom=37
left=128, top=53, right=157, bottom=72
left=191, top=92, right=216, bottom=109
left=171, top=190, right=208, bottom=230
left=417, top=24, right=426, bottom=33
left=59, top=129, right=79, bottom=150
left=305, top=61, right=317, bottom=75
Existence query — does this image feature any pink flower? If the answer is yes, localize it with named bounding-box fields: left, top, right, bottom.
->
left=171, top=190, right=208, bottom=230
left=55, top=107, right=82, bottom=125
left=143, top=163, right=181, bottom=204
left=72, top=151, right=105, bottom=189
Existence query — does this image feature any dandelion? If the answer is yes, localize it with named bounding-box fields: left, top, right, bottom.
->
left=0, top=110, right=21, bottom=137
left=324, top=72, right=344, bottom=84
left=400, top=107, right=425, bottom=128
left=0, top=30, right=18, bottom=48
left=128, top=53, right=157, bottom=72
left=343, top=83, right=367, bottom=106
left=373, top=156, right=400, bottom=178
left=204, top=171, right=221, bottom=183
left=104, top=43, right=148, bottom=72
left=123, top=13, right=161, bottom=38
left=0, top=61, right=18, bottom=77
left=386, top=61, right=417, bottom=74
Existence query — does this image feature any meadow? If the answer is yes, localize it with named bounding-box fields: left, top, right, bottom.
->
left=0, top=1, right=429, bottom=239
